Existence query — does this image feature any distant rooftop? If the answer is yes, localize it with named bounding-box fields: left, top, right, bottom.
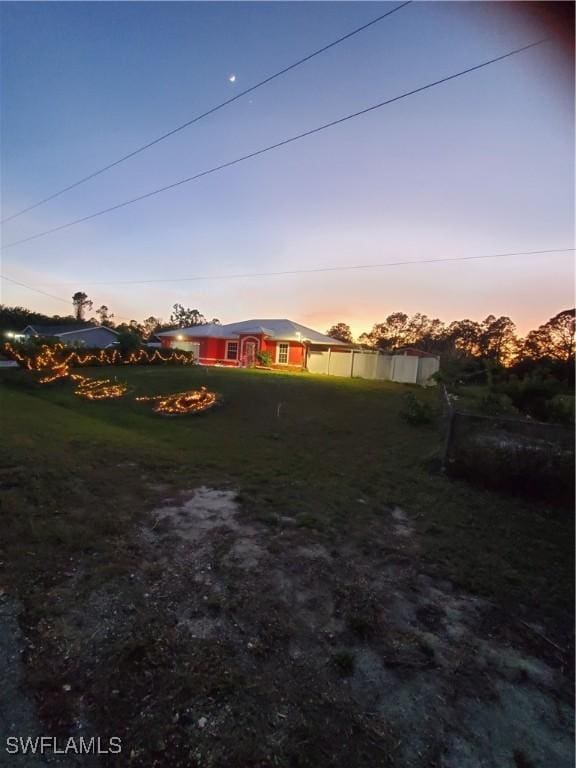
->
left=24, top=324, right=117, bottom=336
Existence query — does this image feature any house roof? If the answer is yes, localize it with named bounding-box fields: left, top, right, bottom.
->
left=156, top=323, right=231, bottom=339
left=24, top=324, right=118, bottom=337
left=156, top=319, right=348, bottom=346
left=393, top=346, right=438, bottom=358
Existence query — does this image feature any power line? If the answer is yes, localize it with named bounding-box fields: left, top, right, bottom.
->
left=1, top=275, right=72, bottom=305
left=1, top=2, right=411, bottom=225
left=0, top=275, right=134, bottom=321
left=0, top=38, right=547, bottom=252
left=2, top=248, right=571, bottom=299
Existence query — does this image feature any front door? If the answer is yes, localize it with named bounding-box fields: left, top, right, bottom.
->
left=244, top=341, right=256, bottom=367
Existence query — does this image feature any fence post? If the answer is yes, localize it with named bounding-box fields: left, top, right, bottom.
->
left=441, top=385, right=455, bottom=473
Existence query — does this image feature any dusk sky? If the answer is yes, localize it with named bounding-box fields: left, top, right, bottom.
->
left=1, top=1, right=574, bottom=337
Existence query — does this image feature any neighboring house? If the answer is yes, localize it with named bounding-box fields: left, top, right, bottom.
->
left=156, top=319, right=350, bottom=368
left=22, top=324, right=119, bottom=349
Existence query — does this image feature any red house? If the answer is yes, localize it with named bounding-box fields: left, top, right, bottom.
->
left=156, top=318, right=349, bottom=369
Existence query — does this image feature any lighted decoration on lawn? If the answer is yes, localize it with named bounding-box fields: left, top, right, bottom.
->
left=3, top=342, right=218, bottom=413
left=5, top=343, right=129, bottom=400
left=24, top=344, right=72, bottom=382
left=136, top=387, right=218, bottom=415
left=72, top=375, right=128, bottom=400
left=38, top=360, right=72, bottom=384
left=4, top=342, right=196, bottom=370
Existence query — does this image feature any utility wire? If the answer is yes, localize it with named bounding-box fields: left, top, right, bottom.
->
left=1, top=38, right=547, bottom=252
left=1, top=245, right=569, bottom=327
left=15, top=247, right=575, bottom=287
left=2, top=248, right=571, bottom=302
left=1, top=2, right=411, bottom=225
left=1, top=275, right=72, bottom=305
left=0, top=275, right=134, bottom=321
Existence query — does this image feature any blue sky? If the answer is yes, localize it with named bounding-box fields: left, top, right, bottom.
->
left=1, top=1, right=573, bottom=336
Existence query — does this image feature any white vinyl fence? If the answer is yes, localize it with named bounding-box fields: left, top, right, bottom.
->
left=307, top=349, right=439, bottom=386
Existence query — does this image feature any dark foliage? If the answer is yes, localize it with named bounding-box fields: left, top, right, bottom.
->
left=400, top=392, right=435, bottom=425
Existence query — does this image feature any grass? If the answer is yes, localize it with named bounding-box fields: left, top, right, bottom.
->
left=0, top=365, right=573, bottom=765
left=1, top=364, right=572, bottom=627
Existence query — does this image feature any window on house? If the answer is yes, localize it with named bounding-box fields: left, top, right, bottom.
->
left=226, top=341, right=239, bottom=360
left=277, top=343, right=289, bottom=364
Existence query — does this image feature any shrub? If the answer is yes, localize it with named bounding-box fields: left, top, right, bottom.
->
left=3, top=341, right=196, bottom=370
left=400, top=392, right=434, bottom=425
left=432, top=357, right=485, bottom=389
left=478, top=392, right=518, bottom=417
left=545, top=395, right=575, bottom=426
left=496, top=375, right=564, bottom=421
left=6, top=337, right=60, bottom=357
left=450, top=433, right=574, bottom=508
left=117, top=330, right=142, bottom=356
left=256, top=350, right=272, bottom=366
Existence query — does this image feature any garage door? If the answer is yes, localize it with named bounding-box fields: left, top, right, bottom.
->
left=172, top=341, right=200, bottom=359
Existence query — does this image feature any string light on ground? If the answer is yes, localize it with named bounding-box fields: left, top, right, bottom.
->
left=39, top=360, right=71, bottom=383
left=4, top=343, right=129, bottom=400
left=3, top=342, right=219, bottom=413
left=136, top=387, right=218, bottom=415
left=73, top=376, right=128, bottom=400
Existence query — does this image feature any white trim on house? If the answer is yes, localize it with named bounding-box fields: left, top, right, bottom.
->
left=276, top=342, right=289, bottom=364
left=240, top=336, right=260, bottom=354
left=225, top=340, right=239, bottom=360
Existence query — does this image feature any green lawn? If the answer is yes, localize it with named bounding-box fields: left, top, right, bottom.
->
left=1, top=364, right=572, bottom=630
left=1, top=364, right=573, bottom=767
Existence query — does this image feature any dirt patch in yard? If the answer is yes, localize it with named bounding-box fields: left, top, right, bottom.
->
left=4, top=488, right=574, bottom=768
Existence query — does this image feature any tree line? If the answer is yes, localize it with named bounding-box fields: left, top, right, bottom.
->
left=0, top=294, right=219, bottom=341
left=327, top=310, right=575, bottom=381
left=0, top=293, right=573, bottom=382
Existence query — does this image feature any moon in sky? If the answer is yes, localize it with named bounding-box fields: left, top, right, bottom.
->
left=228, top=73, right=236, bottom=83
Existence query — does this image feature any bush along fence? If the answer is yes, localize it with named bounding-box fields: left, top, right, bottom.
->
left=441, top=386, right=574, bottom=508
